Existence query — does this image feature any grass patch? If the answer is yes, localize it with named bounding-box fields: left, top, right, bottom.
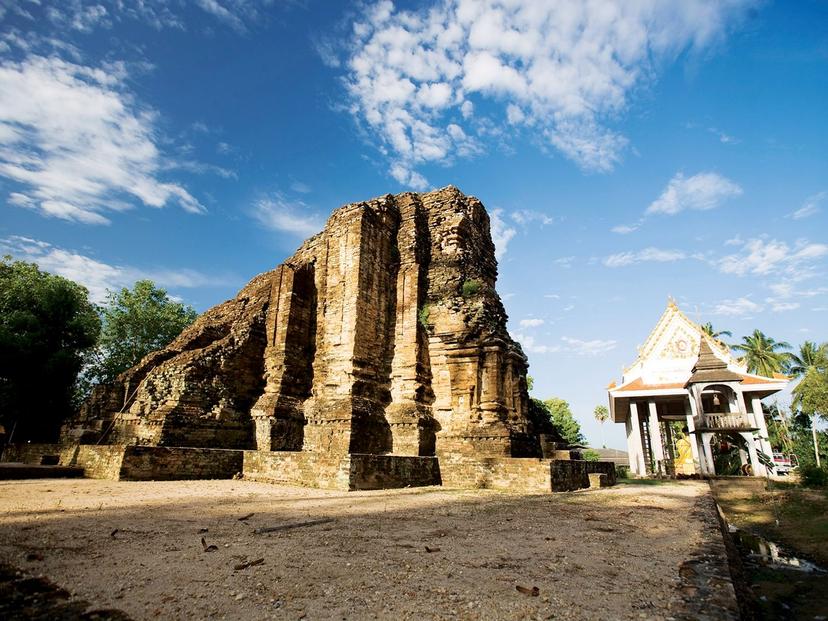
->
left=710, top=479, right=828, bottom=566
left=461, top=279, right=481, bottom=297
left=418, top=303, right=430, bottom=329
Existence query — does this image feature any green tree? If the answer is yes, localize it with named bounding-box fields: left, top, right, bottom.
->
left=0, top=257, right=100, bottom=441
left=792, top=367, right=828, bottom=467
left=543, top=397, right=585, bottom=445
left=787, top=341, right=828, bottom=377
left=732, top=330, right=791, bottom=377
left=92, top=280, right=198, bottom=384
left=700, top=322, right=732, bottom=344
left=593, top=405, right=609, bottom=448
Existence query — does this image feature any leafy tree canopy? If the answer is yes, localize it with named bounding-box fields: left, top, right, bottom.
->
left=793, top=367, right=828, bottom=422
left=732, top=329, right=791, bottom=377
left=543, top=397, right=585, bottom=445
left=787, top=341, right=828, bottom=377
left=700, top=322, right=732, bottom=343
left=0, top=257, right=100, bottom=441
left=593, top=405, right=609, bottom=424
left=92, top=280, right=198, bottom=384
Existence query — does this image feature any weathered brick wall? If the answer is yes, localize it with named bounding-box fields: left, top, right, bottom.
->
left=243, top=451, right=351, bottom=490
left=0, top=444, right=62, bottom=464
left=118, top=447, right=243, bottom=481
left=61, top=445, right=126, bottom=479
left=348, top=454, right=440, bottom=490
left=243, top=451, right=441, bottom=491
left=440, top=456, right=616, bottom=492
left=440, top=456, right=553, bottom=492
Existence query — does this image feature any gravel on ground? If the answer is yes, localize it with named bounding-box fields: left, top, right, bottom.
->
left=0, top=478, right=718, bottom=620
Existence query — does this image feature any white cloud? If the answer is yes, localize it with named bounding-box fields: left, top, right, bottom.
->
left=489, top=208, right=516, bottom=259
left=290, top=180, right=312, bottom=194
left=343, top=1, right=752, bottom=186
left=251, top=194, right=324, bottom=238
left=553, top=256, right=574, bottom=268
left=769, top=282, right=827, bottom=299
left=561, top=336, right=617, bottom=356
left=1, top=236, right=230, bottom=304
left=790, top=191, right=825, bottom=220
left=511, top=209, right=554, bottom=226
left=0, top=55, right=204, bottom=225
left=770, top=301, right=799, bottom=312
left=604, top=247, right=686, bottom=267
left=711, top=297, right=762, bottom=317
left=29, top=0, right=274, bottom=33
left=718, top=238, right=828, bottom=278
left=519, top=318, right=544, bottom=328
left=195, top=0, right=246, bottom=32
left=611, top=222, right=641, bottom=234
left=647, top=172, right=742, bottom=215
left=512, top=332, right=560, bottom=355
left=512, top=333, right=615, bottom=356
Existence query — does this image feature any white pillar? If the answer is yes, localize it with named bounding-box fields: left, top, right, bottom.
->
left=648, top=400, right=665, bottom=475
left=751, top=397, right=774, bottom=463
left=742, top=432, right=762, bottom=477
left=629, top=403, right=645, bottom=476
left=701, top=432, right=716, bottom=475
left=625, top=415, right=638, bottom=476
left=685, top=398, right=701, bottom=473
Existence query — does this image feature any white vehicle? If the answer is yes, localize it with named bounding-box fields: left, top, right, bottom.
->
left=771, top=452, right=798, bottom=475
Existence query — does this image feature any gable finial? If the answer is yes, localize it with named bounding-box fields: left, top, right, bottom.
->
left=667, top=295, right=677, bottom=309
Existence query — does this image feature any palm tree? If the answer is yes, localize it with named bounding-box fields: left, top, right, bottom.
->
left=732, top=330, right=792, bottom=377
left=594, top=405, right=609, bottom=448
left=787, top=341, right=828, bottom=377
left=788, top=341, right=828, bottom=467
left=701, top=322, right=732, bottom=342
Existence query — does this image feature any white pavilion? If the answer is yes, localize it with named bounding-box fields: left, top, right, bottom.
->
left=607, top=300, right=788, bottom=477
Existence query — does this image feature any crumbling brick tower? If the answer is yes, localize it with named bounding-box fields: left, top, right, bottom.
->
left=70, top=187, right=538, bottom=467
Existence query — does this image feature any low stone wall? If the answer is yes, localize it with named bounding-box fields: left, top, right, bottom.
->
left=1, top=444, right=243, bottom=481
left=348, top=454, right=440, bottom=490
left=63, top=445, right=126, bottom=479
left=242, top=451, right=441, bottom=490
left=0, top=444, right=125, bottom=478
left=118, top=447, right=243, bottom=481
left=440, top=456, right=616, bottom=492
left=2, top=443, right=614, bottom=491
left=243, top=450, right=350, bottom=489
left=0, top=444, right=62, bottom=465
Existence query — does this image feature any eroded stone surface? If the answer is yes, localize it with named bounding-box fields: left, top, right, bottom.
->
left=68, top=187, right=539, bottom=461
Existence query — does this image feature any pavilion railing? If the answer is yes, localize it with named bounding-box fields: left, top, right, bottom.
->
left=700, top=413, right=754, bottom=430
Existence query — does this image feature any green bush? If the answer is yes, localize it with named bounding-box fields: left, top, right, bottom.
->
left=583, top=449, right=600, bottom=462
left=616, top=465, right=629, bottom=478
left=461, top=279, right=481, bottom=297
left=418, top=304, right=430, bottom=329
left=799, top=464, right=828, bottom=488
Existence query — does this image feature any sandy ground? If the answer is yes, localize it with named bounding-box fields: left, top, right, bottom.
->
left=0, top=478, right=715, bottom=620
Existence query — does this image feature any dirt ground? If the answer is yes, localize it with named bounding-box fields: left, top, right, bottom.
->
left=0, top=478, right=719, bottom=620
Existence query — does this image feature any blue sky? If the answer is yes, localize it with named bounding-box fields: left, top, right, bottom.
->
left=1, top=1, right=826, bottom=449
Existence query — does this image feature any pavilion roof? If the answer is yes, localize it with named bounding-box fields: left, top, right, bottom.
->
left=686, top=339, right=744, bottom=384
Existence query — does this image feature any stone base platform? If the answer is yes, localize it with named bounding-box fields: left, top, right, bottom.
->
left=439, top=455, right=617, bottom=492
left=1, top=444, right=616, bottom=492
left=1, top=444, right=243, bottom=481
left=242, top=451, right=441, bottom=491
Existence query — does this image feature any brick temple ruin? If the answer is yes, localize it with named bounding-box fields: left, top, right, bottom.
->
left=5, top=187, right=614, bottom=491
